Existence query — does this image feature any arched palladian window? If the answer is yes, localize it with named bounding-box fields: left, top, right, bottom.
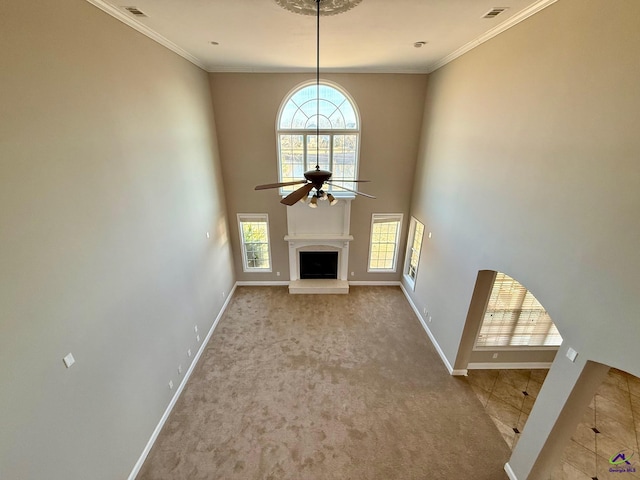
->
left=277, top=81, right=360, bottom=194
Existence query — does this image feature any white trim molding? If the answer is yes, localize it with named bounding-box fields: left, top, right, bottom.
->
left=236, top=281, right=290, bottom=286
left=127, top=284, right=237, bottom=480
left=468, top=362, right=553, bottom=370
left=504, top=462, right=518, bottom=480
left=427, top=0, right=558, bottom=73
left=86, top=0, right=556, bottom=75
left=84, top=0, right=206, bottom=69
left=399, top=283, right=462, bottom=376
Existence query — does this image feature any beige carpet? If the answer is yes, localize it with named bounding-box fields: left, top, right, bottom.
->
left=137, top=286, right=510, bottom=479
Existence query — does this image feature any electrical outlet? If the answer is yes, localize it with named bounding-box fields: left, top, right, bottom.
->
left=196, top=334, right=201, bottom=342
left=194, top=325, right=198, bottom=333
left=187, top=349, right=192, bottom=357
left=178, top=365, right=183, bottom=375
left=492, top=353, right=499, bottom=359
left=276, top=271, right=280, bottom=277
left=221, top=291, right=225, bottom=299
left=168, top=380, right=174, bottom=390
left=428, top=316, right=432, bottom=323
left=351, top=271, right=354, bottom=276
left=206, top=232, right=210, bottom=239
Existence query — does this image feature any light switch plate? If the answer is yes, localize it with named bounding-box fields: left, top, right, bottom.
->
left=566, top=347, right=578, bottom=362
left=63, top=353, right=75, bottom=368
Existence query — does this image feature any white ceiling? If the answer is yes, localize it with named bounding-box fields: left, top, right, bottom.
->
left=88, top=0, right=554, bottom=73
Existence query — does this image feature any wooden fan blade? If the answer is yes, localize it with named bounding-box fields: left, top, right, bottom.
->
left=255, top=180, right=308, bottom=190
left=281, top=183, right=314, bottom=206
left=326, top=182, right=376, bottom=199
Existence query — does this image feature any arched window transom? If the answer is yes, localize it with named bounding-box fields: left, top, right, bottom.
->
left=277, top=81, right=360, bottom=194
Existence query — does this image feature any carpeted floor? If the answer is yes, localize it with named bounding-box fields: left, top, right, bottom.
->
left=137, top=286, right=510, bottom=479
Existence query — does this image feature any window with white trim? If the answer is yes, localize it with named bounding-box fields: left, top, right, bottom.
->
left=475, top=273, right=563, bottom=347
left=404, top=218, right=425, bottom=288
left=237, top=214, right=272, bottom=272
left=368, top=214, right=403, bottom=272
left=277, top=81, right=359, bottom=194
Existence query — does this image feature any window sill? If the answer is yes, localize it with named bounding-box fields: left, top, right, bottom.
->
left=403, top=274, right=416, bottom=291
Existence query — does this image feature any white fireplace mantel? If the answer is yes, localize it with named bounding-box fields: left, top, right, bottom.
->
left=285, top=199, right=353, bottom=289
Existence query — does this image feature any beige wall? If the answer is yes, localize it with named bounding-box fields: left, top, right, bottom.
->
left=405, top=0, right=640, bottom=477
left=210, top=73, right=427, bottom=282
left=0, top=1, right=234, bottom=479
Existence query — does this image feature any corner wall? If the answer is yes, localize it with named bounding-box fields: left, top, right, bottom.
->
left=404, top=0, right=640, bottom=476
left=0, top=1, right=235, bottom=478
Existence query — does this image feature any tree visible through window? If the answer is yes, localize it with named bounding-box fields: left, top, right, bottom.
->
left=475, top=273, right=563, bottom=347
left=277, top=81, right=359, bottom=194
left=368, top=214, right=403, bottom=272
left=237, top=214, right=271, bottom=272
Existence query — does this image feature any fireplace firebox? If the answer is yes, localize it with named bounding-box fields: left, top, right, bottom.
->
left=299, top=251, right=338, bottom=279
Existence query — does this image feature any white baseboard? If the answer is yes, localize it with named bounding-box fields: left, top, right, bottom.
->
left=504, top=462, right=518, bottom=480
left=398, top=283, right=458, bottom=375
left=468, top=362, right=552, bottom=370
left=235, top=280, right=403, bottom=287
left=127, top=284, right=237, bottom=480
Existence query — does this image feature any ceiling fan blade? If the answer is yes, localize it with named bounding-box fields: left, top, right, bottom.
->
left=281, top=183, right=315, bottom=206
left=255, top=180, right=308, bottom=190
left=326, top=182, right=376, bottom=199
left=329, top=179, right=371, bottom=183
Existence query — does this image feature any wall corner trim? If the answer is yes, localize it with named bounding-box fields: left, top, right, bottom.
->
left=399, top=283, right=456, bottom=375
left=427, top=0, right=558, bottom=73
left=504, top=462, right=518, bottom=480
left=127, top=284, right=237, bottom=480
left=84, top=0, right=206, bottom=70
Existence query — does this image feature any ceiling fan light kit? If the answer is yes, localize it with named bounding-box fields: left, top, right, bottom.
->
left=255, top=0, right=374, bottom=207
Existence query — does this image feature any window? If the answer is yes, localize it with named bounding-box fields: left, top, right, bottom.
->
left=368, top=214, right=403, bottom=272
left=277, top=81, right=359, bottom=194
left=237, top=214, right=271, bottom=272
left=475, top=273, right=563, bottom=347
left=404, top=218, right=425, bottom=288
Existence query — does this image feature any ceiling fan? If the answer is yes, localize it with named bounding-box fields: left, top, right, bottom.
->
left=255, top=0, right=375, bottom=207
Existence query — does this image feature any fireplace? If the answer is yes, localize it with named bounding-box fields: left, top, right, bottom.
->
left=285, top=199, right=353, bottom=293
left=300, top=251, right=338, bottom=279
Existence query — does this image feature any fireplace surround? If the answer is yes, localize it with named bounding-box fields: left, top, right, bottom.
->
left=285, top=198, right=353, bottom=293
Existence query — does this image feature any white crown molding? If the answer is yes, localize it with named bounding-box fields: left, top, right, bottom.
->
left=86, top=0, right=555, bottom=75
left=427, top=0, right=558, bottom=73
left=127, top=284, right=237, bottom=480
left=85, top=0, right=206, bottom=70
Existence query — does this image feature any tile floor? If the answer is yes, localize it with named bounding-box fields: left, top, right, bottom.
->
left=467, top=367, right=640, bottom=480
